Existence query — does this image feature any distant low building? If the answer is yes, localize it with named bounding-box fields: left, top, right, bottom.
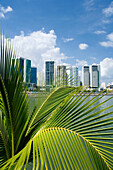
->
left=101, top=82, right=106, bottom=89
left=106, top=83, right=113, bottom=90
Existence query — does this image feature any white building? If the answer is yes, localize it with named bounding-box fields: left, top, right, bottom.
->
left=37, top=72, right=43, bottom=86
left=82, top=66, right=90, bottom=87
left=67, top=66, right=79, bottom=87
left=101, top=82, right=106, bottom=89
left=82, top=64, right=100, bottom=89
left=57, top=65, right=67, bottom=86
left=90, top=64, right=100, bottom=89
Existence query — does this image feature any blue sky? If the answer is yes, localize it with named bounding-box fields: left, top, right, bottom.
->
left=0, top=0, right=113, bottom=85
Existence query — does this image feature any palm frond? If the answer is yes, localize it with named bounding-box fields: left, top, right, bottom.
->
left=1, top=128, right=110, bottom=170
left=42, top=89, right=113, bottom=169
left=26, top=86, right=76, bottom=136
left=0, top=36, right=30, bottom=159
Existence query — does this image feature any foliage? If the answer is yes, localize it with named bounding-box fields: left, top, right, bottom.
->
left=0, top=35, right=113, bottom=169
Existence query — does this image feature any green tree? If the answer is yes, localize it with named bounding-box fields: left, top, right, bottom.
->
left=0, top=36, right=113, bottom=169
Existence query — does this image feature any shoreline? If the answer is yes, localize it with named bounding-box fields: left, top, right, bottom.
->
left=27, top=91, right=113, bottom=97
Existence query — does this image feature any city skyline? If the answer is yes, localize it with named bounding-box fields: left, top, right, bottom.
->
left=0, top=0, right=113, bottom=85
left=16, top=57, right=113, bottom=90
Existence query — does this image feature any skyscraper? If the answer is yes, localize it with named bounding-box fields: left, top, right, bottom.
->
left=17, top=58, right=31, bottom=83
left=82, top=66, right=90, bottom=87
left=90, top=64, right=100, bottom=88
left=31, top=67, right=37, bottom=86
left=45, top=61, right=55, bottom=86
left=57, top=65, right=67, bottom=86
left=37, top=72, right=44, bottom=86
left=24, top=59, right=31, bottom=83
left=82, top=64, right=100, bottom=89
left=17, top=57, right=24, bottom=81
left=70, top=66, right=79, bottom=87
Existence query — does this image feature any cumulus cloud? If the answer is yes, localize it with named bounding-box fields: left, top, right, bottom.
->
left=99, top=32, right=113, bottom=47
left=107, top=32, right=113, bottom=41
left=79, top=43, right=88, bottom=50
left=94, top=30, right=106, bottom=34
left=103, top=2, right=113, bottom=17
left=10, top=30, right=67, bottom=73
left=75, top=59, right=88, bottom=66
left=63, top=38, right=74, bottom=43
left=0, top=4, right=13, bottom=18
left=100, top=58, right=113, bottom=82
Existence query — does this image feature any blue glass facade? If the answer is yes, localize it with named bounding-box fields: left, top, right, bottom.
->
left=45, top=61, right=55, bottom=86
left=31, top=67, right=37, bottom=85
left=17, top=57, right=24, bottom=81
left=26, top=59, right=31, bottom=83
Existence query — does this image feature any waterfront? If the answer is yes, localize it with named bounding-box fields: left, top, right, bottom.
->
left=28, top=93, right=113, bottom=117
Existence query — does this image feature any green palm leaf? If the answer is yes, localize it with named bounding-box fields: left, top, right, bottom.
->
left=1, top=128, right=110, bottom=170
left=26, top=86, right=76, bottom=136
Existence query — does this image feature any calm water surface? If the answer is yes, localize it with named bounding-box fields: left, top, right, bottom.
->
left=28, top=94, right=113, bottom=116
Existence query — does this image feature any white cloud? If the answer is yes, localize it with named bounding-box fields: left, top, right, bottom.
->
left=107, top=32, right=113, bottom=41
left=103, top=2, right=113, bottom=17
left=1, top=6, right=13, bottom=13
left=79, top=43, right=88, bottom=50
left=0, top=5, right=13, bottom=18
left=100, top=58, right=113, bottom=80
left=83, top=0, right=95, bottom=11
left=94, top=30, right=106, bottom=34
left=63, top=38, right=74, bottom=43
left=90, top=57, right=96, bottom=60
left=75, top=59, right=88, bottom=66
left=0, top=12, right=5, bottom=18
left=10, top=30, right=67, bottom=73
left=99, top=41, right=113, bottom=47
left=102, top=19, right=110, bottom=24
left=99, top=32, right=113, bottom=47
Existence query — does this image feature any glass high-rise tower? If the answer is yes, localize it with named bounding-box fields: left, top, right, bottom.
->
left=90, top=65, right=100, bottom=88
left=70, top=66, right=79, bottom=87
left=57, top=65, right=67, bottom=86
left=45, top=61, right=55, bottom=86
left=31, top=67, right=37, bottom=86
left=82, top=66, right=90, bottom=87
left=17, top=57, right=25, bottom=81
left=17, top=58, right=31, bottom=83
left=82, top=64, right=100, bottom=89
left=25, top=59, right=31, bottom=83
